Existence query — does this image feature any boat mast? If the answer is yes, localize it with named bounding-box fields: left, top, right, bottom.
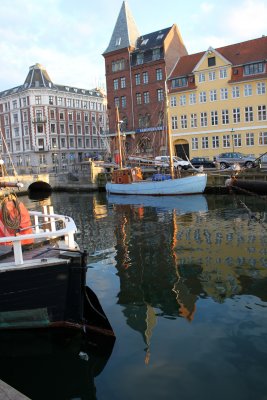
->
left=164, top=82, right=174, bottom=179
left=116, top=106, right=123, bottom=169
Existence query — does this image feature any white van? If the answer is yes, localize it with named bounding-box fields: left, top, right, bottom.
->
left=155, top=156, right=190, bottom=170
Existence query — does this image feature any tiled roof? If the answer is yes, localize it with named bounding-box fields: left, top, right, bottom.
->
left=170, top=36, right=267, bottom=79
left=103, top=1, right=140, bottom=54
left=134, top=27, right=172, bottom=52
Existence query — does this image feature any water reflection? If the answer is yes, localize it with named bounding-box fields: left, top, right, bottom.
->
left=109, top=193, right=267, bottom=363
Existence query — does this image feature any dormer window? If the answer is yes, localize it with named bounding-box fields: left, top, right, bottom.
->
left=244, top=62, right=264, bottom=76
left=115, top=38, right=121, bottom=46
left=156, top=34, right=163, bottom=40
left=141, top=39, right=149, bottom=45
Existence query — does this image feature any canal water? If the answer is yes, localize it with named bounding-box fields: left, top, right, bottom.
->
left=1, top=191, right=267, bottom=400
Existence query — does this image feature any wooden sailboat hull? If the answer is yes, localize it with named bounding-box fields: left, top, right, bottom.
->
left=106, top=173, right=207, bottom=195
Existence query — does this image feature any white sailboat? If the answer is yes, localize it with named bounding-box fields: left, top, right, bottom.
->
left=106, top=100, right=207, bottom=196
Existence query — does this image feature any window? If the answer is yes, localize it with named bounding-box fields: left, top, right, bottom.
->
left=77, top=125, right=82, bottom=135
left=157, top=89, right=163, bottom=102
left=222, top=109, right=229, bottom=125
left=200, top=112, right=207, bottom=127
left=49, top=96, right=54, bottom=105
left=232, top=86, right=240, bottom=98
left=57, top=97, right=63, bottom=105
left=68, top=112, right=73, bottom=121
left=69, top=124, right=74, bottom=134
left=209, top=71, right=216, bottom=81
left=189, top=93, right=196, bottom=105
left=69, top=137, right=75, bottom=148
left=208, top=57, right=216, bottom=67
left=114, top=79, right=119, bottom=90
left=246, top=133, right=254, bottom=146
left=233, top=108, right=241, bottom=123
left=22, top=97, right=27, bottom=107
left=143, top=72, right=148, bottom=84
left=170, top=96, right=177, bottom=107
left=234, top=134, right=242, bottom=147
left=258, top=105, right=266, bottom=121
left=51, top=123, right=56, bottom=133
left=78, top=138, right=83, bottom=147
left=23, top=125, right=29, bottom=136
left=190, top=113, right=197, bottom=128
left=223, top=135, right=230, bottom=148
left=60, top=138, right=66, bottom=148
left=135, top=74, right=141, bottom=85
left=180, top=95, right=186, bottom=106
left=219, top=68, right=227, bottom=79
left=75, top=99, right=80, bottom=108
left=202, top=137, right=208, bottom=149
left=180, top=115, right=187, bottom=129
left=59, top=111, right=64, bottom=120
left=137, top=53, right=144, bottom=65
left=121, top=96, right=126, bottom=108
left=144, top=92, right=150, bottom=104
left=192, top=137, right=198, bottom=150
left=14, top=127, right=20, bottom=137
left=245, top=106, right=253, bottom=122
left=257, top=82, right=266, bottom=95
left=210, top=90, right=217, bottom=102
left=212, top=136, right=219, bottom=148
left=244, top=84, right=252, bottom=96
left=244, top=62, right=264, bottom=76
left=172, top=116, right=178, bottom=129
left=220, top=88, right=228, bottom=100
left=12, top=100, right=18, bottom=109
left=198, top=73, right=205, bottom=82
left=121, top=77, right=126, bottom=88
left=35, top=96, right=41, bottom=105
left=259, top=132, right=267, bottom=145
left=152, top=48, right=160, bottom=60
left=156, top=68, right=163, bottom=81
left=136, top=93, right=142, bottom=105
left=199, top=91, right=206, bottom=103
left=211, top=110, right=218, bottom=126
left=50, top=110, right=55, bottom=119
left=84, top=113, right=89, bottom=122
left=13, top=113, right=19, bottom=123
left=171, top=77, right=187, bottom=88
left=111, top=59, right=125, bottom=72
left=115, top=37, right=121, bottom=46
left=60, top=124, right=65, bottom=134
left=114, top=97, right=119, bottom=108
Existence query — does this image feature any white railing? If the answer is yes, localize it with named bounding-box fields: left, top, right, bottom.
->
left=0, top=208, right=77, bottom=266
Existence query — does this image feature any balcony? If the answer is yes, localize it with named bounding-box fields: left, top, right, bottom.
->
left=32, top=117, right=47, bottom=123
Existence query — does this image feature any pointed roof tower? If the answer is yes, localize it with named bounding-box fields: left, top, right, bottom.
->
left=103, top=1, right=140, bottom=54
left=23, top=63, right=56, bottom=89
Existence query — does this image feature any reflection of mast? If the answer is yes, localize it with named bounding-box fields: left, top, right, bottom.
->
left=144, top=304, right=157, bottom=365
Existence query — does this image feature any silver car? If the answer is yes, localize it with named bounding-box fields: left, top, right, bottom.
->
left=215, top=152, right=257, bottom=170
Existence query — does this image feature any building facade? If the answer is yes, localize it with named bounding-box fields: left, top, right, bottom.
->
left=0, top=63, right=108, bottom=174
left=103, top=1, right=187, bottom=160
left=168, top=36, right=267, bottom=160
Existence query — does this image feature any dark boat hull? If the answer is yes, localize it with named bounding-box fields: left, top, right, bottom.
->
left=231, top=179, right=267, bottom=195
left=0, top=251, right=115, bottom=346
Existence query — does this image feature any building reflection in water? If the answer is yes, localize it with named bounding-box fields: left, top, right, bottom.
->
left=109, top=194, right=267, bottom=363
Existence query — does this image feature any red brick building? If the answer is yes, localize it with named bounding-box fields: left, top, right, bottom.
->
left=103, top=1, right=187, bottom=160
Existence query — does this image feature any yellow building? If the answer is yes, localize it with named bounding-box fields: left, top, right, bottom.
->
left=168, top=36, right=267, bottom=161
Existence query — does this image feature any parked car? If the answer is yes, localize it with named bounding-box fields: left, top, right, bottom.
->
left=155, top=156, right=190, bottom=170
left=214, top=152, right=257, bottom=170
left=190, top=157, right=216, bottom=169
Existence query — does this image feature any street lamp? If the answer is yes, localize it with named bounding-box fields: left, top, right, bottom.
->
left=231, top=128, right=235, bottom=153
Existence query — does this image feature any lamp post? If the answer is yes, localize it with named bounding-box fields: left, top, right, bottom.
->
left=231, top=128, right=235, bottom=153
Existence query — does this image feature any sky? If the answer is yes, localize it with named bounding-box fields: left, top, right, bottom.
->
left=0, top=0, right=266, bottom=92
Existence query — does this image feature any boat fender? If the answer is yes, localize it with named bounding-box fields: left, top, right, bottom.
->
left=0, top=197, right=34, bottom=245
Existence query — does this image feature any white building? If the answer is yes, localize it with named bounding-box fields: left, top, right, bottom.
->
left=0, top=63, right=109, bottom=174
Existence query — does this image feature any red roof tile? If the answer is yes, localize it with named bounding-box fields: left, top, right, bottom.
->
left=169, top=36, right=267, bottom=79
